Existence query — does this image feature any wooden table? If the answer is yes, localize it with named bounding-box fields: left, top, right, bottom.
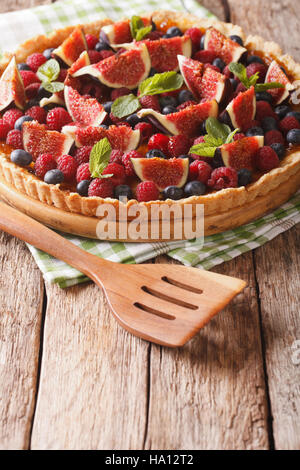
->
left=0, top=0, right=299, bottom=451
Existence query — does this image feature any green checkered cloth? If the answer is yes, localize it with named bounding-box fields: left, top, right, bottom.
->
left=1, top=0, right=299, bottom=288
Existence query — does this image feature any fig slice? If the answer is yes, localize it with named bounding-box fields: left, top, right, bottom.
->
left=265, top=60, right=294, bottom=104
left=53, top=26, right=87, bottom=66
left=68, top=50, right=91, bottom=76
left=39, top=92, right=65, bottom=108
left=132, top=157, right=189, bottom=191
left=0, top=56, right=26, bottom=111
left=204, top=27, right=246, bottom=64
left=138, top=100, right=218, bottom=137
left=23, top=121, right=74, bottom=161
left=226, top=86, right=256, bottom=131
left=142, top=36, right=192, bottom=72
left=73, top=43, right=151, bottom=89
left=100, top=17, right=151, bottom=45
left=220, top=135, right=264, bottom=171
left=62, top=124, right=140, bottom=151
left=178, top=55, right=227, bottom=102
left=64, top=86, right=107, bottom=127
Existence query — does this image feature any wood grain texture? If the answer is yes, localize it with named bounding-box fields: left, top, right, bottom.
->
left=0, top=0, right=52, bottom=14
left=0, top=231, right=44, bottom=449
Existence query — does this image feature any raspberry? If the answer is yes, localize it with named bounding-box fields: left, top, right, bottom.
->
left=109, top=149, right=123, bottom=164
left=134, top=122, right=154, bottom=142
left=193, top=50, right=216, bottom=63
left=57, top=68, right=68, bottom=82
left=34, top=153, right=56, bottom=179
left=98, top=50, right=114, bottom=60
left=25, top=82, right=41, bottom=99
left=122, top=150, right=143, bottom=177
left=25, top=106, right=47, bottom=124
left=88, top=178, right=114, bottom=197
left=233, top=132, right=246, bottom=140
left=236, top=82, right=247, bottom=93
left=207, top=167, right=238, bottom=190
left=189, top=160, right=212, bottom=184
left=26, top=53, right=47, bottom=72
left=57, top=155, right=78, bottom=182
left=168, top=134, right=191, bottom=157
left=223, top=65, right=233, bottom=78
left=264, top=129, right=284, bottom=146
left=0, top=119, right=11, bottom=139
left=2, top=108, right=23, bottom=128
left=279, top=116, right=300, bottom=133
left=176, top=100, right=197, bottom=111
left=76, top=162, right=91, bottom=183
left=255, top=101, right=277, bottom=121
left=185, top=28, right=202, bottom=48
left=255, top=146, right=279, bottom=171
left=88, top=50, right=103, bottom=64
left=148, top=133, right=170, bottom=155
left=19, top=70, right=40, bottom=87
left=246, top=63, right=267, bottom=83
left=73, top=146, right=92, bottom=165
left=6, top=129, right=23, bottom=148
left=46, top=107, right=72, bottom=131
left=111, top=87, right=131, bottom=101
left=102, top=162, right=126, bottom=186
left=145, top=31, right=163, bottom=40
left=139, top=95, right=160, bottom=112
left=85, top=34, right=98, bottom=49
left=135, top=181, right=160, bottom=202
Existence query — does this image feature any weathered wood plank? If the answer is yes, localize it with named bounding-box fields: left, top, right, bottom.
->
left=144, top=254, right=269, bottom=450
left=31, top=281, right=149, bottom=450
left=0, top=0, right=52, bottom=14
left=0, top=232, right=44, bottom=449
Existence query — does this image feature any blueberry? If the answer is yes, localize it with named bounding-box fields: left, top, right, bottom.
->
left=261, top=116, right=278, bottom=132
left=178, top=89, right=194, bottom=104
left=162, top=105, right=177, bottom=115
left=146, top=149, right=166, bottom=159
left=199, top=34, right=206, bottom=50
left=10, top=149, right=32, bottom=167
left=287, top=129, right=300, bottom=145
left=270, top=143, right=286, bottom=160
left=103, top=101, right=113, bottom=113
left=286, top=111, right=300, bottom=122
left=229, top=35, right=244, bottom=46
left=245, top=126, right=264, bottom=137
left=162, top=186, right=184, bottom=200
left=126, top=114, right=140, bottom=127
left=166, top=26, right=182, bottom=38
left=255, top=91, right=273, bottom=104
left=237, top=168, right=252, bottom=187
left=184, top=181, right=206, bottom=197
left=95, top=40, right=110, bottom=52
left=37, top=84, right=52, bottom=100
left=114, top=184, right=132, bottom=199
left=230, top=78, right=239, bottom=91
left=17, top=63, right=30, bottom=71
left=200, top=120, right=207, bottom=135
left=212, top=58, right=225, bottom=71
left=247, top=55, right=264, bottom=65
left=43, top=48, right=54, bottom=60
left=274, top=105, right=291, bottom=120
left=151, top=20, right=157, bottom=31
left=159, top=95, right=177, bottom=108
left=77, top=180, right=91, bottom=196
left=14, top=115, right=34, bottom=131
left=149, top=67, right=157, bottom=77
left=44, top=169, right=64, bottom=184
left=211, top=148, right=223, bottom=168
left=219, top=110, right=232, bottom=126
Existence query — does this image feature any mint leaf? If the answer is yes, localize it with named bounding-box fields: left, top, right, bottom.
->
left=37, top=58, right=60, bottom=83
left=138, top=71, right=183, bottom=97
left=111, top=94, right=141, bottom=118
left=254, top=82, right=284, bottom=92
left=229, top=62, right=250, bottom=87
left=42, top=81, right=64, bottom=93
left=130, top=16, right=152, bottom=41
left=89, top=138, right=112, bottom=178
left=189, top=118, right=240, bottom=157
left=205, top=117, right=231, bottom=142
left=189, top=143, right=216, bottom=157
left=225, top=128, right=240, bottom=144
left=204, top=134, right=224, bottom=147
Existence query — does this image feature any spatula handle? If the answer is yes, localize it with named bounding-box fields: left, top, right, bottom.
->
left=0, top=201, right=108, bottom=279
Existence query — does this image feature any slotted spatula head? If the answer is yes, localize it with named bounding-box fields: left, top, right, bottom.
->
left=91, top=263, right=246, bottom=347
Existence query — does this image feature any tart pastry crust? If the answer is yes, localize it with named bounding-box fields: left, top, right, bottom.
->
left=0, top=10, right=299, bottom=239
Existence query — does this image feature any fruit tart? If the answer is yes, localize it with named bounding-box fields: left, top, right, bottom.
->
left=0, top=10, right=299, bottom=241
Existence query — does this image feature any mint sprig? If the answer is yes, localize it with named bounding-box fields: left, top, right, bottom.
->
left=130, top=16, right=152, bottom=42
left=37, top=58, right=64, bottom=94
left=229, top=62, right=284, bottom=92
left=89, top=138, right=113, bottom=178
left=189, top=117, right=240, bottom=157
left=111, top=71, right=183, bottom=118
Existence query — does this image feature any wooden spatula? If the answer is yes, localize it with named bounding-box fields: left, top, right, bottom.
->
left=0, top=201, right=246, bottom=347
